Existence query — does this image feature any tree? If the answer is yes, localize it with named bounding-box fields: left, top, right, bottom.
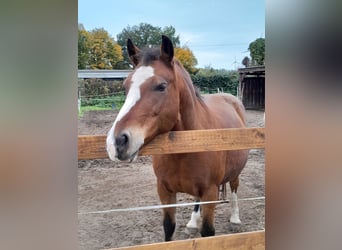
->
left=78, top=24, right=90, bottom=69
left=174, top=46, right=198, bottom=74
left=242, top=56, right=250, bottom=68
left=88, top=28, right=123, bottom=69
left=248, top=38, right=265, bottom=65
left=117, top=23, right=180, bottom=68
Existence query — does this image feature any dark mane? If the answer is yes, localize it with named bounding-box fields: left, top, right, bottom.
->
left=139, top=47, right=161, bottom=66
left=174, top=60, right=203, bottom=101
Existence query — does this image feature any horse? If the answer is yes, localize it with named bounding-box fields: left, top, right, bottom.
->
left=106, top=35, right=249, bottom=241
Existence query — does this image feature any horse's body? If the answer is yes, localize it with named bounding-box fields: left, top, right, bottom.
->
left=106, top=36, right=249, bottom=241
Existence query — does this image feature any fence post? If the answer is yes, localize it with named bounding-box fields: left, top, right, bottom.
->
left=78, top=89, right=81, bottom=113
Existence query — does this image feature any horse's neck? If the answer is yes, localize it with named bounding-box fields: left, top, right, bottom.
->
left=173, top=74, right=209, bottom=131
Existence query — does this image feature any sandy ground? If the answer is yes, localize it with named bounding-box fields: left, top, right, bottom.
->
left=78, top=109, right=265, bottom=250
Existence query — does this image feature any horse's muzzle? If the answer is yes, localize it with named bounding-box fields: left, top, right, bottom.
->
left=107, top=126, right=144, bottom=162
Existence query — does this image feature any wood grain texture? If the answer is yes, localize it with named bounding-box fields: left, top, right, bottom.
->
left=106, top=230, right=265, bottom=250
left=140, top=127, right=265, bottom=155
left=78, top=127, right=265, bottom=160
left=78, top=135, right=107, bottom=160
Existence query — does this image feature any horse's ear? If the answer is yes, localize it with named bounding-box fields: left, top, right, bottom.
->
left=127, top=38, right=140, bottom=66
left=160, top=35, right=174, bottom=65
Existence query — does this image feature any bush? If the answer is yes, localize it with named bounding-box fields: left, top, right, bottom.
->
left=190, top=70, right=239, bottom=95
left=78, top=78, right=126, bottom=110
left=80, top=95, right=125, bottom=109
left=79, top=78, right=124, bottom=97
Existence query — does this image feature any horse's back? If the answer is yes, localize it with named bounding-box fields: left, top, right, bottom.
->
left=203, top=93, right=246, bottom=129
left=203, top=93, right=249, bottom=183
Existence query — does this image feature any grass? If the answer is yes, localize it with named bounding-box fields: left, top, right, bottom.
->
left=78, top=94, right=125, bottom=117
left=78, top=105, right=113, bottom=117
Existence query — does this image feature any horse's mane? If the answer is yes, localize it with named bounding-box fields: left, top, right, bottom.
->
left=174, top=60, right=203, bottom=101
left=139, top=48, right=160, bottom=66
left=138, top=48, right=203, bottom=101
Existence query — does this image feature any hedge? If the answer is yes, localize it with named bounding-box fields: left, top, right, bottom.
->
left=78, top=72, right=239, bottom=103
left=191, top=73, right=239, bottom=95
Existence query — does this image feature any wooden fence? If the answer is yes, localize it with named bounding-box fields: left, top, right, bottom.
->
left=78, top=127, right=265, bottom=160
left=108, top=230, right=265, bottom=250
left=78, top=127, right=265, bottom=249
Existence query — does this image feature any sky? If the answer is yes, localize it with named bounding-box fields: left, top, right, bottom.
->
left=78, top=0, right=265, bottom=70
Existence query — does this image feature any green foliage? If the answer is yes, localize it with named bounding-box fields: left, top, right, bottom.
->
left=117, top=23, right=180, bottom=68
left=80, top=95, right=125, bottom=109
left=79, top=79, right=124, bottom=97
left=79, top=79, right=125, bottom=111
left=78, top=106, right=112, bottom=117
left=78, top=29, right=90, bottom=69
left=248, top=38, right=265, bottom=65
left=191, top=68, right=239, bottom=95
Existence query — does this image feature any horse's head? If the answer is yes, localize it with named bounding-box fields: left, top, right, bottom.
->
left=106, top=36, right=180, bottom=162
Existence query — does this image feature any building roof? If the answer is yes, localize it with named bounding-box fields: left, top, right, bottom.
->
left=78, top=70, right=132, bottom=79
left=238, top=65, right=265, bottom=75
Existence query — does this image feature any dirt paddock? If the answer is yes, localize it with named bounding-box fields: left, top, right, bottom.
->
left=78, top=109, right=265, bottom=250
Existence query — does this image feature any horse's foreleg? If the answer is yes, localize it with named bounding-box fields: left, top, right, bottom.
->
left=186, top=197, right=201, bottom=229
left=229, top=177, right=241, bottom=224
left=163, top=207, right=176, bottom=241
left=200, top=186, right=218, bottom=237
left=157, top=181, right=176, bottom=241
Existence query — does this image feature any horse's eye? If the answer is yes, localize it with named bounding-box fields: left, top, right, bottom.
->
left=153, top=83, right=167, bottom=92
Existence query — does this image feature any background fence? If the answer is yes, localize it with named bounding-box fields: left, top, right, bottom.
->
left=77, top=70, right=240, bottom=112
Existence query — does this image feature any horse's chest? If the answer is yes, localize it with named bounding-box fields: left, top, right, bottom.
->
left=160, top=171, right=202, bottom=196
left=153, top=154, right=223, bottom=195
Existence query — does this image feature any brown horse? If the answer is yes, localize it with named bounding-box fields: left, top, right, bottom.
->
left=106, top=36, right=249, bottom=241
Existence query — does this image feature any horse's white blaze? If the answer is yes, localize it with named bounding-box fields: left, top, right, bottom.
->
left=230, top=192, right=241, bottom=224
left=186, top=210, right=201, bottom=229
left=106, top=66, right=155, bottom=161
left=106, top=122, right=117, bottom=161
left=116, top=66, right=154, bottom=123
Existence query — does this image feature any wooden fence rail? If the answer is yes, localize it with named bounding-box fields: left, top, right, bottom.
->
left=78, top=127, right=265, bottom=160
left=107, top=230, right=265, bottom=250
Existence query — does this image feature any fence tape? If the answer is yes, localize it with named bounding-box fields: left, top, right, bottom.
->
left=78, top=196, right=265, bottom=215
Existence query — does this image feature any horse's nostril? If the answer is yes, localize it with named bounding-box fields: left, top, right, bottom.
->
left=115, top=133, right=129, bottom=147
left=115, top=133, right=130, bottom=160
